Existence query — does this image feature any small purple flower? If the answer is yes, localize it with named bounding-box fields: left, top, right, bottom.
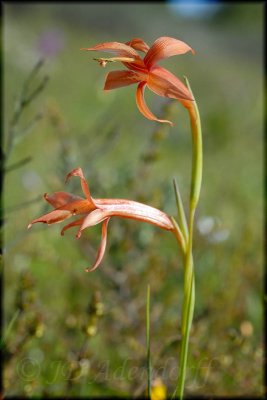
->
left=38, top=28, right=65, bottom=58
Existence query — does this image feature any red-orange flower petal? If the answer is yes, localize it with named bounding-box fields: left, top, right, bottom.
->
left=85, top=218, right=110, bottom=272
left=28, top=209, right=71, bottom=228
left=147, top=66, right=193, bottom=102
left=81, top=41, right=142, bottom=61
left=136, top=82, right=173, bottom=126
left=144, top=36, right=195, bottom=69
left=101, top=200, right=174, bottom=230
left=44, top=192, right=83, bottom=208
left=61, top=217, right=85, bottom=236
left=65, top=167, right=96, bottom=209
left=80, top=198, right=174, bottom=232
left=125, top=38, right=150, bottom=53
left=104, top=70, right=145, bottom=90
left=77, top=209, right=108, bottom=237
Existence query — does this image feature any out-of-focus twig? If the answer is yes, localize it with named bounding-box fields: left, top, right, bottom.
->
left=4, top=58, right=49, bottom=162
left=14, top=112, right=43, bottom=143
left=4, top=195, right=43, bottom=214
left=1, top=59, right=49, bottom=228
left=4, top=156, right=32, bottom=173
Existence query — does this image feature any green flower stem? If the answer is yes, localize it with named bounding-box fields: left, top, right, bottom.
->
left=173, top=79, right=203, bottom=399
left=186, top=77, right=203, bottom=211
left=176, top=214, right=195, bottom=399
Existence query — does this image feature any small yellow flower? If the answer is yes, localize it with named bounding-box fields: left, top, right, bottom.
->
left=151, top=377, right=167, bottom=400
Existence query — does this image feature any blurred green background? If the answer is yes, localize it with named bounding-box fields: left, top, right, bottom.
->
left=3, top=2, right=264, bottom=397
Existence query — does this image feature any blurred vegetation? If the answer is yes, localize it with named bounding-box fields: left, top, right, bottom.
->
left=3, top=2, right=264, bottom=397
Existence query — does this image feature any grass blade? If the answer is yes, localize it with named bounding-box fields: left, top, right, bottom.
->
left=146, top=284, right=151, bottom=399
left=173, top=178, right=188, bottom=243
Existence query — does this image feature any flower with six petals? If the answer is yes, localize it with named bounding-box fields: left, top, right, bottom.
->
left=81, top=36, right=195, bottom=126
left=28, top=168, right=176, bottom=272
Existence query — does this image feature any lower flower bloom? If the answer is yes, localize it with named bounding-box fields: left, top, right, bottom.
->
left=28, top=167, right=176, bottom=271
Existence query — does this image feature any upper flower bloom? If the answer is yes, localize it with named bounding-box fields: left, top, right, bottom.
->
left=81, top=36, right=195, bottom=126
left=28, top=167, right=176, bottom=272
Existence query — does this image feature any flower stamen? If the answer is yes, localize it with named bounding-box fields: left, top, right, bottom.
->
left=93, top=57, right=136, bottom=67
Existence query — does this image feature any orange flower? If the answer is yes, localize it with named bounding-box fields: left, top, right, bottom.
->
left=81, top=36, right=195, bottom=125
left=28, top=167, right=175, bottom=271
